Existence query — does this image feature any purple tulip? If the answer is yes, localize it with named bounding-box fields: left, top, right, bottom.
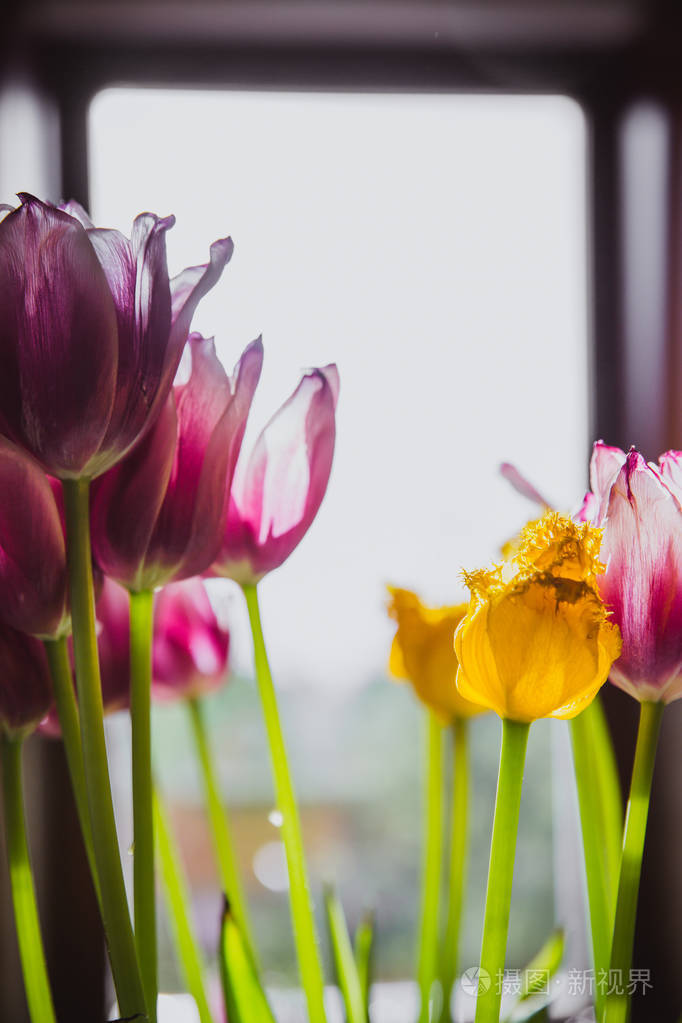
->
left=0, top=438, right=69, bottom=639
left=0, top=624, right=53, bottom=739
left=211, top=364, right=339, bottom=584
left=0, top=194, right=232, bottom=479
left=91, top=335, right=263, bottom=591
left=152, top=579, right=229, bottom=702
left=579, top=441, right=682, bottom=703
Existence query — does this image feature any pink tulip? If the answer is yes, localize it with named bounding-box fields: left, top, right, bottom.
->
left=580, top=441, right=682, bottom=703
left=211, top=364, right=339, bottom=584
left=91, top=336, right=263, bottom=591
left=0, top=438, right=69, bottom=639
left=152, top=579, right=229, bottom=702
left=0, top=623, right=53, bottom=738
left=42, top=575, right=230, bottom=735
left=0, top=195, right=231, bottom=479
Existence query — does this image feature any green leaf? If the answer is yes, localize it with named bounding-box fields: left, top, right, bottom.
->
left=219, top=899, right=277, bottom=1023
left=324, top=887, right=368, bottom=1023
left=518, top=928, right=564, bottom=1001
left=353, top=910, right=375, bottom=1015
left=570, top=694, right=623, bottom=1020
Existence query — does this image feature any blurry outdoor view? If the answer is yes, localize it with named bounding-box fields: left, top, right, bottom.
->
left=89, top=89, right=589, bottom=994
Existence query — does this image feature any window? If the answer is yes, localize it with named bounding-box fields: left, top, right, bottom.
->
left=90, top=87, right=588, bottom=1003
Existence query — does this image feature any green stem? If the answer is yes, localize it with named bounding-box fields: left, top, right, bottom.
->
left=43, top=636, right=101, bottom=907
left=242, top=583, right=327, bottom=1023
left=439, top=717, right=470, bottom=1023
left=187, top=696, right=258, bottom=969
left=1, top=735, right=57, bottom=1023
left=475, top=718, right=530, bottom=1023
left=62, top=477, right=147, bottom=1021
left=570, top=699, right=622, bottom=1020
left=153, top=784, right=215, bottom=1023
left=417, top=711, right=444, bottom=1023
left=130, top=588, right=157, bottom=1023
left=604, top=701, right=663, bottom=1023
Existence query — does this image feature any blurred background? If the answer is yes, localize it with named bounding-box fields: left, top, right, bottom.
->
left=1, top=1, right=682, bottom=1020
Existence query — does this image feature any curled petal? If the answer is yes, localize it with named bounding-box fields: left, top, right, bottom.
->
left=216, top=364, right=338, bottom=582
left=0, top=195, right=118, bottom=477
left=0, top=438, right=68, bottom=638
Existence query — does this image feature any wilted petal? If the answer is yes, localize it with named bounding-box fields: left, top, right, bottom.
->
left=152, top=579, right=229, bottom=702
left=455, top=513, right=621, bottom=722
left=499, top=462, right=552, bottom=508
left=0, top=195, right=118, bottom=477
left=0, top=438, right=68, bottom=638
left=0, top=624, right=53, bottom=738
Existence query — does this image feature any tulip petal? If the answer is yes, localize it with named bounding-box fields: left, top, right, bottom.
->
left=0, top=623, right=53, bottom=738
left=146, top=336, right=262, bottom=584
left=152, top=579, right=229, bottom=701
left=0, top=439, right=68, bottom=638
left=221, top=365, right=338, bottom=581
left=88, top=213, right=181, bottom=461
left=91, top=396, right=179, bottom=591
left=0, top=195, right=118, bottom=477
left=589, top=441, right=627, bottom=522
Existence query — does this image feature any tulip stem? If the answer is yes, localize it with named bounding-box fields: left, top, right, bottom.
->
left=242, top=583, right=327, bottom=1023
left=63, top=477, right=148, bottom=1021
left=604, top=700, right=663, bottom=1023
left=154, top=783, right=216, bottom=1023
left=439, top=716, right=470, bottom=1023
left=1, top=735, right=57, bottom=1023
left=130, top=588, right=157, bottom=1023
left=570, top=697, right=622, bottom=1020
left=475, top=718, right=530, bottom=1023
left=187, top=696, right=258, bottom=969
left=43, top=636, right=101, bottom=907
left=417, top=711, right=444, bottom=1023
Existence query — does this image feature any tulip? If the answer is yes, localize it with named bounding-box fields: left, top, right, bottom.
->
left=211, top=364, right=339, bottom=584
left=455, top=512, right=621, bottom=723
left=0, top=194, right=232, bottom=480
left=456, top=512, right=621, bottom=1023
left=578, top=442, right=682, bottom=1023
left=387, top=586, right=485, bottom=723
left=92, top=335, right=263, bottom=591
left=0, top=624, right=53, bottom=739
left=0, top=438, right=68, bottom=639
left=152, top=579, right=229, bottom=702
left=580, top=442, right=682, bottom=704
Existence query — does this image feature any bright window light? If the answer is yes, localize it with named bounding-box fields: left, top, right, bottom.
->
left=89, top=88, right=587, bottom=691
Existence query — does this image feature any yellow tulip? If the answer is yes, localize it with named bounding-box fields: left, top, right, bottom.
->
left=387, top=586, right=487, bottom=722
left=455, top=513, right=622, bottom=723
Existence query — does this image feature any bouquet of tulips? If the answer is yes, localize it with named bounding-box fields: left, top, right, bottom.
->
left=0, top=194, right=678, bottom=1023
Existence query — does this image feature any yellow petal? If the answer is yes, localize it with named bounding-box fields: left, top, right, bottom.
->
left=387, top=585, right=487, bottom=721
